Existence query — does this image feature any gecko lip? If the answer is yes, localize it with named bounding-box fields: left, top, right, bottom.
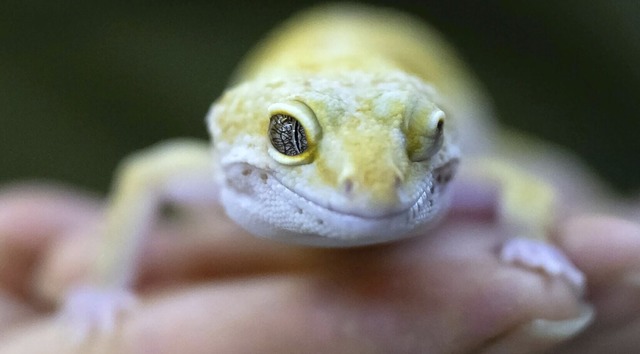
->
left=289, top=187, right=425, bottom=220
left=227, top=163, right=435, bottom=220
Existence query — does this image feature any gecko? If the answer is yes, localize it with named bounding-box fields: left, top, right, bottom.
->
left=60, top=4, right=589, bottom=336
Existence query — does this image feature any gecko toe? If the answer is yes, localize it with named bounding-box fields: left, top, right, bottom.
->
left=58, top=285, right=137, bottom=341
left=500, top=237, right=586, bottom=295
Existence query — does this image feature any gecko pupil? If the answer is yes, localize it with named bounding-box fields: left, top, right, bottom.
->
left=269, top=114, right=308, bottom=156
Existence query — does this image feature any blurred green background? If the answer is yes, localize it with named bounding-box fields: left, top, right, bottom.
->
left=1, top=0, right=638, bottom=194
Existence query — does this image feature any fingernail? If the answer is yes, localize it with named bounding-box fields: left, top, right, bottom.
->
left=478, top=303, right=594, bottom=354
left=526, top=303, right=594, bottom=340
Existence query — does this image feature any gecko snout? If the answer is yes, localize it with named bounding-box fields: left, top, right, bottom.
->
left=336, top=164, right=407, bottom=216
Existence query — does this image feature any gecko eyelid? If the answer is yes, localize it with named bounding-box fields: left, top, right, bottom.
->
left=407, top=109, right=445, bottom=162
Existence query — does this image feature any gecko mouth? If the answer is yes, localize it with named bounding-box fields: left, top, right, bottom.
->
left=271, top=158, right=458, bottom=220
left=274, top=174, right=434, bottom=220
left=224, top=162, right=445, bottom=221
left=221, top=160, right=458, bottom=245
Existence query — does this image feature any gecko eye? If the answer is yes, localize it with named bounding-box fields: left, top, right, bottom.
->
left=406, top=108, right=445, bottom=162
left=267, top=101, right=321, bottom=165
left=269, top=114, right=308, bottom=155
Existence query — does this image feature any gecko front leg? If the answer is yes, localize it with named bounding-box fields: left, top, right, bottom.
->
left=450, top=157, right=594, bottom=343
left=453, top=158, right=586, bottom=294
left=59, top=139, right=216, bottom=339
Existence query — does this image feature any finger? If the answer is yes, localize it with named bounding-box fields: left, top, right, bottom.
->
left=0, top=289, right=39, bottom=334
left=0, top=183, right=100, bottom=242
left=549, top=215, right=640, bottom=353
left=393, top=220, right=589, bottom=353
left=27, top=218, right=588, bottom=353
left=556, top=215, right=640, bottom=285
left=0, top=183, right=100, bottom=298
left=556, top=215, right=640, bottom=326
left=0, top=267, right=586, bottom=354
left=35, top=204, right=318, bottom=302
left=39, top=193, right=494, bottom=294
left=35, top=199, right=493, bottom=301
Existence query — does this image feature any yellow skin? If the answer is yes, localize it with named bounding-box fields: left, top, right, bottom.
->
left=61, top=4, right=589, bottom=337
left=209, top=71, right=458, bottom=245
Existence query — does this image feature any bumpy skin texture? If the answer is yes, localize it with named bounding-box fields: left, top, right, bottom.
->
left=209, top=73, right=459, bottom=245
left=207, top=6, right=486, bottom=246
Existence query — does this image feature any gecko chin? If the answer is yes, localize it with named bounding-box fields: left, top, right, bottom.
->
left=219, top=163, right=451, bottom=247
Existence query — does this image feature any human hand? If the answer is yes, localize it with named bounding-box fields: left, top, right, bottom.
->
left=0, top=184, right=638, bottom=353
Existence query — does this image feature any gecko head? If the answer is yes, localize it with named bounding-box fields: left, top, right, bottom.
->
left=207, top=71, right=460, bottom=247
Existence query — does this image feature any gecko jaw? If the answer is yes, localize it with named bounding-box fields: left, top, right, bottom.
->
left=226, top=163, right=436, bottom=220
left=220, top=162, right=450, bottom=246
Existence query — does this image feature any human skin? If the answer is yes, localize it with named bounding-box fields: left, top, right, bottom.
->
left=0, top=183, right=638, bottom=353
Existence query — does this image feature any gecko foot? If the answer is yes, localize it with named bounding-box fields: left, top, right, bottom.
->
left=500, top=237, right=585, bottom=295
left=58, top=285, right=137, bottom=341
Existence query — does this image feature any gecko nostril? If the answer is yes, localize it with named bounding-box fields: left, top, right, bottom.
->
left=394, top=176, right=403, bottom=189
left=343, top=178, right=354, bottom=194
